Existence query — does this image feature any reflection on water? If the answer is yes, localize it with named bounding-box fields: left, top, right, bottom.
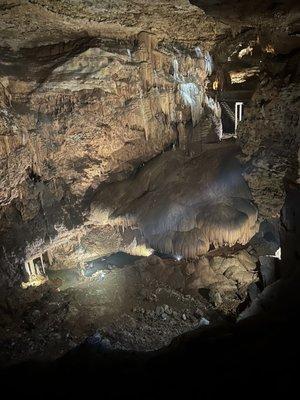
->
left=48, top=252, right=145, bottom=289
left=84, top=252, right=144, bottom=276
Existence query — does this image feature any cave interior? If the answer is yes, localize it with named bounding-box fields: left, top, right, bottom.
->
left=0, top=0, right=300, bottom=396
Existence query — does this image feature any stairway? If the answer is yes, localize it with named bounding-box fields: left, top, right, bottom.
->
left=220, top=101, right=235, bottom=122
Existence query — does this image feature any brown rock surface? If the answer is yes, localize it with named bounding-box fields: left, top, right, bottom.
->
left=0, top=0, right=299, bottom=286
left=0, top=1, right=228, bottom=284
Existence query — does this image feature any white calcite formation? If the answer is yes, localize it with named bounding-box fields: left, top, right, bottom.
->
left=90, top=148, right=258, bottom=258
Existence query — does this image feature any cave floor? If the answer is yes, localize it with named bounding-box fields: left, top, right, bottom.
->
left=0, top=252, right=254, bottom=367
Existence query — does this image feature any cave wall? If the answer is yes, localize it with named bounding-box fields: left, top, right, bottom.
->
left=238, top=82, right=299, bottom=219
left=0, top=0, right=228, bottom=285
left=0, top=0, right=299, bottom=286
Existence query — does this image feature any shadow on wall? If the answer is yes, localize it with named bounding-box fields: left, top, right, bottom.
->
left=190, top=0, right=300, bottom=18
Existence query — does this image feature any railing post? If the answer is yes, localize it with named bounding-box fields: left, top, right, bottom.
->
left=235, top=102, right=243, bottom=133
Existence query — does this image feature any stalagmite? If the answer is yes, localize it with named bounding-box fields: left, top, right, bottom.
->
left=173, top=58, right=181, bottom=82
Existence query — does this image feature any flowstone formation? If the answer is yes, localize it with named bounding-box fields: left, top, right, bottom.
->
left=91, top=147, right=258, bottom=258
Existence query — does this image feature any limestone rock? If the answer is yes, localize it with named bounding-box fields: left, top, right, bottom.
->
left=238, top=83, right=300, bottom=218
left=210, top=251, right=257, bottom=286
left=186, top=257, right=218, bottom=289
left=0, top=2, right=224, bottom=281
left=91, top=148, right=258, bottom=258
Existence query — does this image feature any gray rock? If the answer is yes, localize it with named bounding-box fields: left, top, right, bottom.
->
left=50, top=332, right=62, bottom=341
left=194, top=308, right=202, bottom=318
left=259, top=255, right=277, bottom=287
left=155, top=305, right=164, bottom=316
left=32, top=309, right=40, bottom=318
left=209, top=290, right=223, bottom=306
left=248, top=282, right=261, bottom=301
left=86, top=332, right=102, bottom=345
left=101, top=338, right=111, bottom=349
left=163, top=304, right=173, bottom=315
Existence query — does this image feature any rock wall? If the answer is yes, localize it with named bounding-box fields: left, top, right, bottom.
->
left=0, top=0, right=299, bottom=286
left=238, top=82, right=300, bottom=219
left=0, top=1, right=227, bottom=285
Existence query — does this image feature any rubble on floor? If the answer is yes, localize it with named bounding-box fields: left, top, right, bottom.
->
left=0, top=250, right=259, bottom=366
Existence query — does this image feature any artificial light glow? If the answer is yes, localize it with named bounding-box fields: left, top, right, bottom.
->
left=275, top=247, right=281, bottom=259
left=229, top=67, right=259, bottom=84
left=213, top=80, right=219, bottom=90
left=21, top=274, right=48, bottom=289
left=238, top=45, right=253, bottom=59
left=199, top=317, right=210, bottom=326
left=267, top=247, right=281, bottom=260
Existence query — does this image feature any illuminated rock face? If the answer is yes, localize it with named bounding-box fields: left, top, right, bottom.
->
left=0, top=38, right=222, bottom=207
left=0, top=0, right=298, bottom=284
left=91, top=148, right=258, bottom=258
left=0, top=1, right=223, bottom=211
left=0, top=2, right=227, bottom=283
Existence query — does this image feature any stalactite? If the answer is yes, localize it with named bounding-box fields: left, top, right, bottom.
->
left=139, top=89, right=150, bottom=141
left=195, top=47, right=203, bottom=58
left=173, top=58, right=181, bottom=82
left=179, top=83, right=204, bottom=127
left=3, top=135, right=10, bottom=156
